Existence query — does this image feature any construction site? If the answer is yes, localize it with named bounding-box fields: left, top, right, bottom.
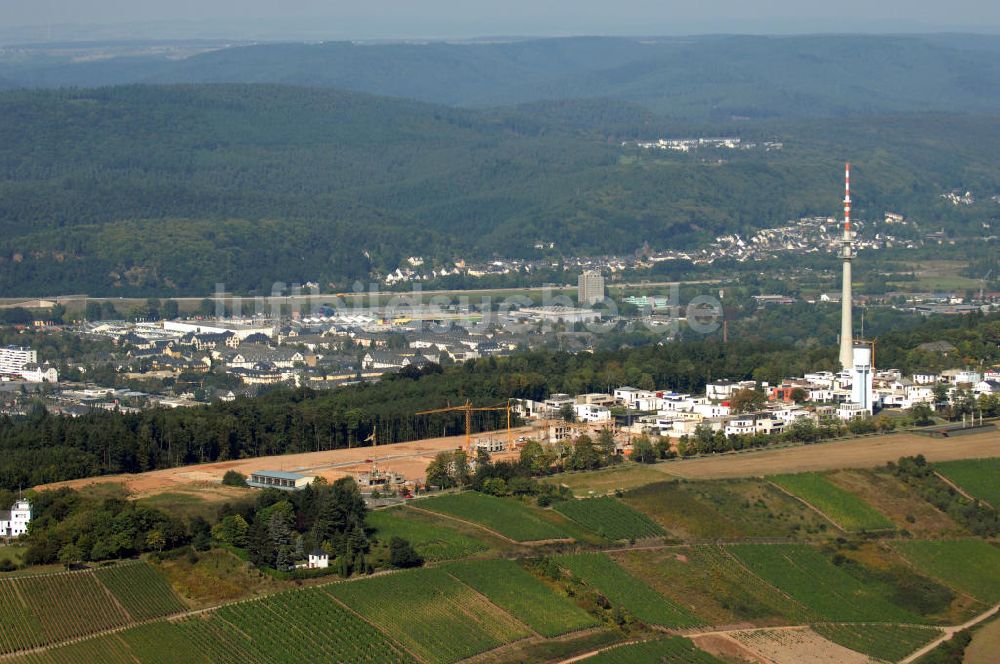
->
left=37, top=398, right=625, bottom=499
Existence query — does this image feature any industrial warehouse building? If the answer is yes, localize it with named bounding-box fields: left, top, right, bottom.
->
left=246, top=470, right=315, bottom=491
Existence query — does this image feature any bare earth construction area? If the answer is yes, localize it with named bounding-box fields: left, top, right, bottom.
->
left=38, top=428, right=530, bottom=496
left=36, top=427, right=1000, bottom=498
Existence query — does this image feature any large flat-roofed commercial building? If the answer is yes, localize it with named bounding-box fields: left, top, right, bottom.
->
left=163, top=320, right=277, bottom=341
left=247, top=470, right=315, bottom=491
left=517, top=306, right=601, bottom=324
left=0, top=346, right=37, bottom=374
left=577, top=271, right=605, bottom=305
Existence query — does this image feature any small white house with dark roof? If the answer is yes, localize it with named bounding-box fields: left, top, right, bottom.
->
left=0, top=499, right=31, bottom=538
left=307, top=550, right=329, bottom=569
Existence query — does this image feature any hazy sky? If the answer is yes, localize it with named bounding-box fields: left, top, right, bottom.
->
left=6, top=0, right=1000, bottom=39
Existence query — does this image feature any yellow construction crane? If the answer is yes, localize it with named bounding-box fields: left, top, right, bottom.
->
left=416, top=399, right=513, bottom=452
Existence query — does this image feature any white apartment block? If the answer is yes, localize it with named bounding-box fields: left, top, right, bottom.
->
left=705, top=379, right=755, bottom=400
left=573, top=403, right=612, bottom=422
left=614, top=387, right=656, bottom=409
left=0, top=346, right=37, bottom=374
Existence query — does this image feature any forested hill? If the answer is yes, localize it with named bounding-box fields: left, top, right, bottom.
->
left=1, top=84, right=1000, bottom=296
left=5, top=35, right=1000, bottom=119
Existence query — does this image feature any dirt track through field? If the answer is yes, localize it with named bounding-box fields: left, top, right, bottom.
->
left=653, top=430, right=1000, bottom=480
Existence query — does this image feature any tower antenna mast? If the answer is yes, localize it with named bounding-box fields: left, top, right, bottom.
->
left=839, top=163, right=855, bottom=371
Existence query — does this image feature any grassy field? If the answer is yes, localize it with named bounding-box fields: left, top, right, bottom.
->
left=554, top=553, right=702, bottom=628
left=418, top=493, right=570, bottom=542
left=825, top=468, right=966, bottom=536
left=585, top=636, right=723, bottom=663
left=547, top=464, right=668, bottom=495
left=895, top=539, right=1000, bottom=603
left=471, top=629, right=623, bottom=664
left=612, top=546, right=816, bottom=626
left=368, top=506, right=490, bottom=561
left=934, top=458, right=1000, bottom=506
left=728, top=544, right=922, bottom=623
left=811, top=623, right=941, bottom=661
left=154, top=548, right=279, bottom=607
left=770, top=472, right=894, bottom=532
left=623, top=479, right=833, bottom=540
left=444, top=559, right=599, bottom=637
left=327, top=567, right=531, bottom=664
left=94, top=562, right=186, bottom=621
left=0, top=545, right=25, bottom=568
left=553, top=497, right=664, bottom=541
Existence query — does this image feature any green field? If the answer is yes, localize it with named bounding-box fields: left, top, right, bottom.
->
left=8, top=587, right=416, bottom=664
left=216, top=587, right=416, bottom=663
left=811, top=623, right=941, bottom=661
left=554, top=497, right=664, bottom=541
left=367, top=507, right=489, bottom=561
left=770, top=473, right=894, bottom=532
left=0, top=563, right=193, bottom=655
left=547, top=464, right=668, bottom=495
left=327, top=567, right=530, bottom=663
left=728, top=544, right=922, bottom=623
left=613, top=546, right=816, bottom=625
left=934, top=458, right=1000, bottom=507
left=7, top=632, right=136, bottom=664
left=584, top=636, right=723, bottom=663
left=623, top=479, right=833, bottom=540
left=95, top=563, right=186, bottom=621
left=444, top=559, right=598, bottom=637
left=0, top=570, right=131, bottom=653
left=895, top=539, right=1000, bottom=603
left=0, top=545, right=25, bottom=567
left=418, top=493, right=570, bottom=542
left=554, top=553, right=701, bottom=628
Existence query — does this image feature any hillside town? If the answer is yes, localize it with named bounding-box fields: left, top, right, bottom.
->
left=380, top=211, right=928, bottom=286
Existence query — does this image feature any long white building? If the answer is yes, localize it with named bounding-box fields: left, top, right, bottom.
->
left=0, top=346, right=37, bottom=375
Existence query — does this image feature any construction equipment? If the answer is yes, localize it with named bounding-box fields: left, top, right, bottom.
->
left=416, top=399, right=513, bottom=453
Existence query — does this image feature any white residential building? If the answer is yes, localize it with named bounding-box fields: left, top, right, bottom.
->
left=573, top=403, right=612, bottom=422
left=692, top=401, right=731, bottom=418
left=18, top=363, right=58, bottom=383
left=974, top=380, right=1000, bottom=396
left=305, top=550, right=329, bottom=569
left=706, top=379, right=754, bottom=400
left=0, top=499, right=31, bottom=538
left=0, top=346, right=37, bottom=375
left=614, top=387, right=656, bottom=409
left=837, top=402, right=868, bottom=420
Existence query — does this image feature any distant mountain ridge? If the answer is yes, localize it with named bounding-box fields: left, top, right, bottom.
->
left=4, top=35, right=1000, bottom=119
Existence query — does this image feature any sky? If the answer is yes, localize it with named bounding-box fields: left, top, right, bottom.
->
left=5, top=0, right=1000, bottom=41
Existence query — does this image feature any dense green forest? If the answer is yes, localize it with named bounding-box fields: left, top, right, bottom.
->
left=5, top=35, right=1000, bottom=119
left=1, top=83, right=998, bottom=296
left=2, top=311, right=997, bottom=491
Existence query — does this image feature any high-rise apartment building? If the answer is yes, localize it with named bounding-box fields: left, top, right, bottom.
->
left=577, top=271, right=605, bottom=306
